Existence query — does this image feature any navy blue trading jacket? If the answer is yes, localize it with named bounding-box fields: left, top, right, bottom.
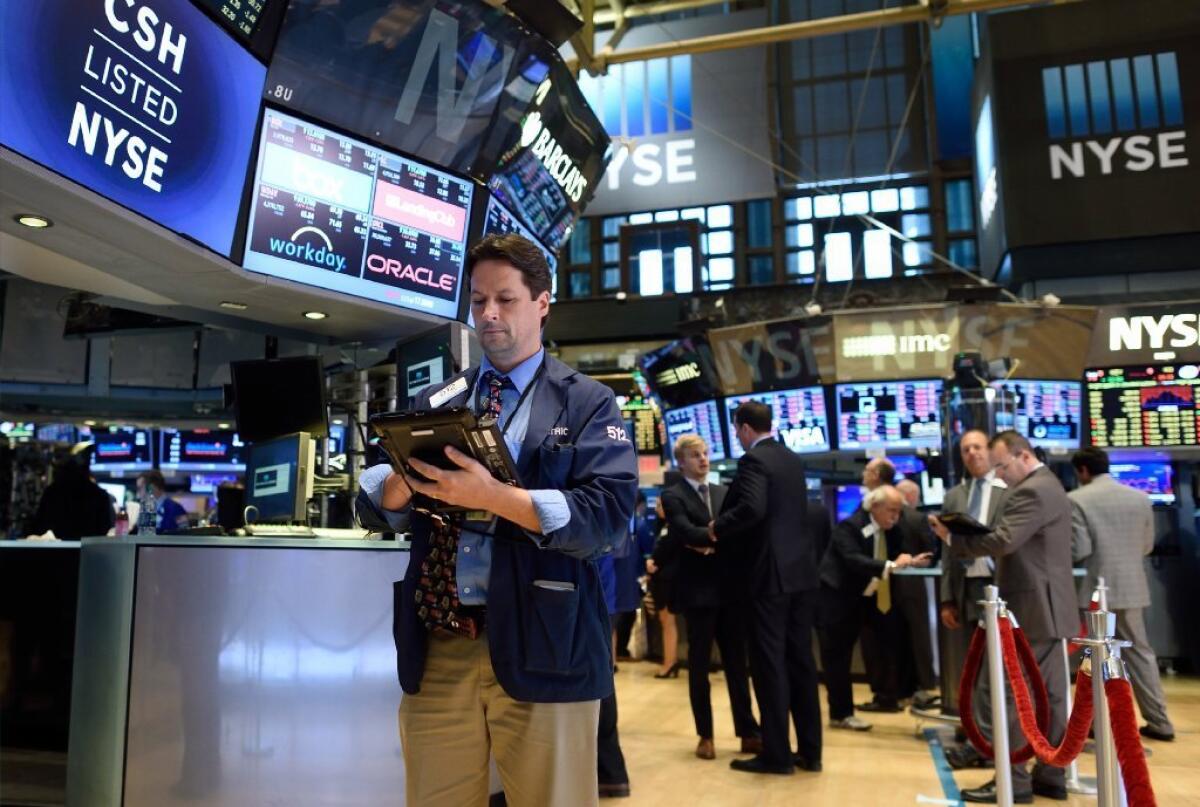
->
left=358, top=354, right=638, bottom=703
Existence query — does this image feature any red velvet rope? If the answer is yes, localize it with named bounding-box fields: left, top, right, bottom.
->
left=1105, top=678, right=1158, bottom=807
left=957, top=624, right=1048, bottom=764
left=998, top=619, right=1094, bottom=768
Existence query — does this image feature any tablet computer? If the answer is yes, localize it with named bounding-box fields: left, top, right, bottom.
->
left=936, top=511, right=991, bottom=536
left=369, top=408, right=521, bottom=505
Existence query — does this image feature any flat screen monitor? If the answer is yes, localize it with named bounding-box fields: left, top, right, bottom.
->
left=1, top=422, right=35, bottom=442
left=98, top=482, right=129, bottom=513
left=483, top=194, right=559, bottom=295
left=992, top=379, right=1083, bottom=450
left=231, top=357, right=328, bottom=443
left=246, top=433, right=315, bottom=524
left=1108, top=461, right=1175, bottom=506
left=663, top=400, right=728, bottom=462
left=160, top=429, right=246, bottom=472
left=35, top=424, right=77, bottom=443
left=621, top=398, right=661, bottom=455
left=1085, top=365, right=1200, bottom=448
left=890, top=455, right=926, bottom=476
left=835, top=485, right=865, bottom=522
left=242, top=108, right=475, bottom=320
left=836, top=379, right=943, bottom=451
left=0, top=0, right=265, bottom=257
left=725, top=387, right=830, bottom=459
left=89, top=427, right=154, bottom=473
left=193, top=0, right=272, bottom=43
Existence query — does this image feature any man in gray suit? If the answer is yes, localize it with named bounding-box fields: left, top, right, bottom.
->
left=931, top=431, right=1076, bottom=804
left=1069, top=447, right=1175, bottom=742
left=939, top=429, right=1009, bottom=770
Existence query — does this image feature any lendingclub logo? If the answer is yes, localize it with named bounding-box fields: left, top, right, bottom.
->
left=267, top=226, right=347, bottom=272
left=1041, top=51, right=1188, bottom=179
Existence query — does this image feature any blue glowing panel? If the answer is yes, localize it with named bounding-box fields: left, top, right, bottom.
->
left=663, top=400, right=727, bottom=462
left=1108, top=461, right=1174, bottom=506
left=0, top=0, right=265, bottom=257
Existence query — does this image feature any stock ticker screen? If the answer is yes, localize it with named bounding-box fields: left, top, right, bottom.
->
left=194, top=0, right=268, bottom=41
left=725, top=387, right=830, bottom=459
left=160, top=429, right=246, bottom=472
left=663, top=400, right=727, bottom=462
left=620, top=398, right=660, bottom=455
left=1108, top=461, right=1176, bottom=506
left=242, top=109, right=474, bottom=319
left=992, top=379, right=1083, bottom=450
left=1086, top=365, right=1200, bottom=448
left=89, top=427, right=154, bottom=473
left=836, top=379, right=942, bottom=451
left=483, top=195, right=558, bottom=295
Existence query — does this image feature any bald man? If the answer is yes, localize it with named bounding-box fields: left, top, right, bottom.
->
left=819, top=486, right=932, bottom=728
left=897, top=479, right=921, bottom=507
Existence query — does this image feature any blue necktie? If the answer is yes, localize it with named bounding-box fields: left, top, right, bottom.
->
left=967, top=478, right=984, bottom=522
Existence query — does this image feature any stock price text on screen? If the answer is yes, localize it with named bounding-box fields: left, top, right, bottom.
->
left=992, top=380, right=1082, bottom=449
left=160, top=429, right=245, bottom=472
left=243, top=109, right=474, bottom=319
left=90, top=427, right=153, bottom=471
left=725, top=387, right=829, bottom=459
left=1109, top=462, right=1175, bottom=505
left=663, top=400, right=726, bottom=462
left=621, top=399, right=660, bottom=454
left=836, top=380, right=942, bottom=451
left=1086, top=365, right=1200, bottom=448
left=194, top=0, right=267, bottom=40
left=483, top=196, right=558, bottom=273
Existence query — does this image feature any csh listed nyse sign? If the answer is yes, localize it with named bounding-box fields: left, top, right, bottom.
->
left=0, top=0, right=265, bottom=255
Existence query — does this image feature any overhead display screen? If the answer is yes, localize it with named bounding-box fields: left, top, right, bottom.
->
left=836, top=379, right=942, bottom=451
left=266, top=0, right=544, bottom=178
left=193, top=0, right=269, bottom=42
left=242, top=109, right=474, bottom=319
left=992, top=379, right=1083, bottom=450
left=663, top=400, right=727, bottom=462
left=88, top=427, right=153, bottom=473
left=725, top=387, right=830, bottom=458
left=1108, top=461, right=1175, bottom=506
left=641, top=337, right=720, bottom=409
left=1086, top=365, right=1200, bottom=448
left=160, top=428, right=246, bottom=472
left=483, top=195, right=558, bottom=274
left=620, top=398, right=660, bottom=455
left=0, top=0, right=266, bottom=257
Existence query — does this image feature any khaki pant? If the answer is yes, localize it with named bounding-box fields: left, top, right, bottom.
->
left=399, top=631, right=600, bottom=807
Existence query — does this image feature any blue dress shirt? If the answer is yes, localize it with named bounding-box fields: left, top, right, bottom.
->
left=360, top=348, right=571, bottom=605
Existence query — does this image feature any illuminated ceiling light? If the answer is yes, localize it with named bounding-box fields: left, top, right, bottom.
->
left=332, top=419, right=344, bottom=426
left=303, top=311, right=328, bottom=320
left=15, top=214, right=51, bottom=229
left=218, top=422, right=231, bottom=429
left=83, top=419, right=97, bottom=426
left=219, top=301, right=248, bottom=310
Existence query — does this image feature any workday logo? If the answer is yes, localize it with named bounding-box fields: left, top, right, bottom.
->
left=267, top=226, right=347, bottom=272
left=1040, top=52, right=1188, bottom=179
left=578, top=56, right=696, bottom=190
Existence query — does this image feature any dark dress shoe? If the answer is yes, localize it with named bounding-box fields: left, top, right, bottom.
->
left=696, top=738, right=716, bottom=760
left=599, top=782, right=631, bottom=798
left=857, top=699, right=902, bottom=713
left=1032, top=781, right=1068, bottom=801
left=1140, top=725, right=1175, bottom=742
left=945, top=743, right=992, bottom=770
left=792, top=755, right=822, bottom=772
left=739, top=735, right=764, bottom=755
left=960, top=781, right=1032, bottom=804
left=729, top=756, right=794, bottom=775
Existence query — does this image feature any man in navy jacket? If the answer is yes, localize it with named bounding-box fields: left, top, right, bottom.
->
left=357, top=234, right=638, bottom=807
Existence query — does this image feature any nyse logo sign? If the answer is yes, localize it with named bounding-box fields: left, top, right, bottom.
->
left=579, top=56, right=696, bottom=190
left=1109, top=314, right=1200, bottom=352
left=1042, top=52, right=1188, bottom=180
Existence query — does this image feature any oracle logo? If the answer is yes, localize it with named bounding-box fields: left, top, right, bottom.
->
left=365, top=254, right=456, bottom=292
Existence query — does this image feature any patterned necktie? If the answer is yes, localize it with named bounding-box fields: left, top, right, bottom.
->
left=873, top=527, right=891, bottom=614
left=697, top=483, right=711, bottom=518
left=412, top=370, right=508, bottom=639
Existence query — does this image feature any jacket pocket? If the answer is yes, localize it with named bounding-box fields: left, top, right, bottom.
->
left=522, top=582, right=579, bottom=675
left=537, top=444, right=575, bottom=489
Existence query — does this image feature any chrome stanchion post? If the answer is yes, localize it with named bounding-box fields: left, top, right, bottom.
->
left=1062, top=637, right=1098, bottom=795
left=1084, top=608, right=1129, bottom=807
left=981, top=584, right=1013, bottom=807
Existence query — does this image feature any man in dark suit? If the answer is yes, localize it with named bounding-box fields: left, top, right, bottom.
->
left=820, top=485, right=932, bottom=730
left=356, top=234, right=637, bottom=806
left=710, top=401, right=822, bottom=775
left=939, top=429, right=1009, bottom=770
left=661, top=434, right=760, bottom=761
left=931, top=431, right=1076, bottom=804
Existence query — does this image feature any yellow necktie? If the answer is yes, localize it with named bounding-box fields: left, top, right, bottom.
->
left=873, top=529, right=891, bottom=614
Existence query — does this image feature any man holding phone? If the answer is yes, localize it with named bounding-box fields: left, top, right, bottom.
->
left=356, top=234, right=638, bottom=807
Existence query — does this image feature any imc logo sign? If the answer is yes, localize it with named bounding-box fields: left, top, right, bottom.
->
left=1041, top=52, right=1188, bottom=179
left=578, top=56, right=696, bottom=190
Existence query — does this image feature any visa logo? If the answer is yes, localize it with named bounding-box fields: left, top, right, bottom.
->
left=1042, top=52, right=1188, bottom=179
left=1109, top=314, right=1200, bottom=352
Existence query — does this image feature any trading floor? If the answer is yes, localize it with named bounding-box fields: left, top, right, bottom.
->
left=611, top=663, right=1200, bottom=806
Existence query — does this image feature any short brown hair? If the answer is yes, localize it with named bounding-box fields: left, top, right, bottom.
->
left=989, top=430, right=1032, bottom=455
left=466, top=233, right=553, bottom=302
left=733, top=401, right=772, bottom=434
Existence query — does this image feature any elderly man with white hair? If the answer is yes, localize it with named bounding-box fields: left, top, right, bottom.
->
left=818, top=486, right=932, bottom=729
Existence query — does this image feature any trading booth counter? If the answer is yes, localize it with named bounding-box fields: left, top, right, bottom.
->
left=67, top=534, right=410, bottom=807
